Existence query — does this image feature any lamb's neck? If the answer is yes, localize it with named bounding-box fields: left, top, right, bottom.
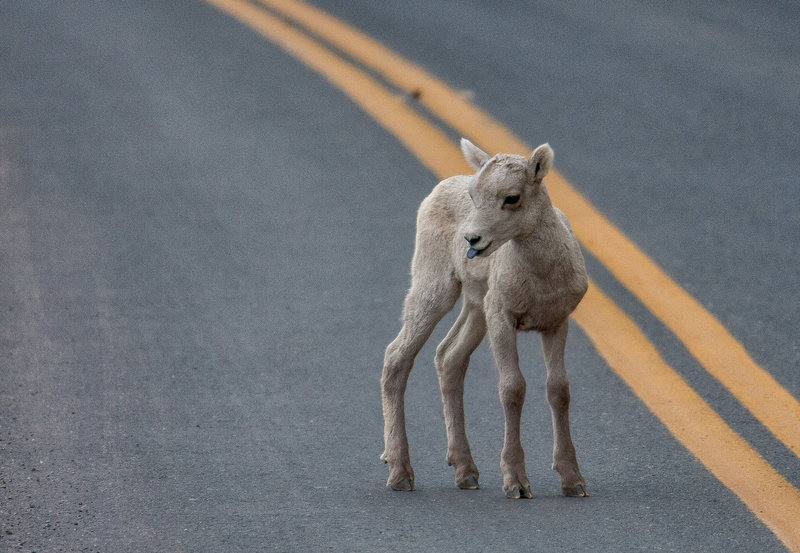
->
left=508, top=207, right=562, bottom=269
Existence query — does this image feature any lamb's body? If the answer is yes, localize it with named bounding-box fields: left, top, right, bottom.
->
left=381, top=139, right=589, bottom=498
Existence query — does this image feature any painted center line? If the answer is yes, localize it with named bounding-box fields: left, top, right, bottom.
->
left=201, top=0, right=800, bottom=550
left=253, top=0, right=800, bottom=463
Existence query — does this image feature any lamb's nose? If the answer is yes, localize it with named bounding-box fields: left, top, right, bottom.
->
left=465, top=235, right=481, bottom=246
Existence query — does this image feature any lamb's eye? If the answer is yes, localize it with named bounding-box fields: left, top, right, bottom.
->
left=503, top=194, right=520, bottom=206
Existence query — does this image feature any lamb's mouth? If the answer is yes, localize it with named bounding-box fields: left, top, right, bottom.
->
left=466, top=242, right=492, bottom=259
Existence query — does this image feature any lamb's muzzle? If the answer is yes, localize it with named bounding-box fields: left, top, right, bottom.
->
left=464, top=234, right=489, bottom=259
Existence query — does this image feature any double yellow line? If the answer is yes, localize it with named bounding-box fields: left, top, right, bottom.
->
left=202, top=0, right=800, bottom=549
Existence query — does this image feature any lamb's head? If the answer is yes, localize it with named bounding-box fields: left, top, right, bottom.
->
left=460, top=138, right=554, bottom=259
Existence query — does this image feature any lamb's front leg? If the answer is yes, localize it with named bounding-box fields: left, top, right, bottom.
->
left=487, top=311, right=531, bottom=499
left=541, top=319, right=587, bottom=497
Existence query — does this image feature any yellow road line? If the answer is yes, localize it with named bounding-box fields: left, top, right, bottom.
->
left=202, top=0, right=471, bottom=180
left=201, top=1, right=800, bottom=550
left=254, top=0, right=528, bottom=160
left=565, top=196, right=800, bottom=460
left=256, top=0, right=800, bottom=460
left=573, top=285, right=800, bottom=552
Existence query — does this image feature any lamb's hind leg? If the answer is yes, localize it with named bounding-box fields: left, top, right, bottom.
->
left=434, top=300, right=486, bottom=489
left=381, top=281, right=459, bottom=491
left=541, top=319, right=587, bottom=497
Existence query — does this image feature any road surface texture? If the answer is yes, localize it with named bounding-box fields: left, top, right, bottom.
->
left=1, top=1, right=798, bottom=552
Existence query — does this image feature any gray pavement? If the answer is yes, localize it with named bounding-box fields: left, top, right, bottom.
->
left=1, top=1, right=797, bottom=552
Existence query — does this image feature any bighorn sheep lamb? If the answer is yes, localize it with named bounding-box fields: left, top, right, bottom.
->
left=381, top=139, right=589, bottom=498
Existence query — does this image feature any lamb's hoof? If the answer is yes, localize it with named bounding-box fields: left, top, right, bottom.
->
left=505, top=485, right=533, bottom=499
left=388, top=478, right=415, bottom=491
left=456, top=475, right=480, bottom=490
left=562, top=483, right=588, bottom=497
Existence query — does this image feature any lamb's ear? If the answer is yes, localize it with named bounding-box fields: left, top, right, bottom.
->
left=528, top=143, right=554, bottom=182
left=460, top=138, right=490, bottom=170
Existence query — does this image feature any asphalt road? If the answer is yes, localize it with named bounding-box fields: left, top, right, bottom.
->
left=1, top=1, right=798, bottom=552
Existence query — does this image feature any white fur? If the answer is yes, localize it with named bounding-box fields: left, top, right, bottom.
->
left=381, top=139, right=589, bottom=498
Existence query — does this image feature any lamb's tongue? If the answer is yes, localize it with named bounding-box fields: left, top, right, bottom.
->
left=467, top=248, right=479, bottom=259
